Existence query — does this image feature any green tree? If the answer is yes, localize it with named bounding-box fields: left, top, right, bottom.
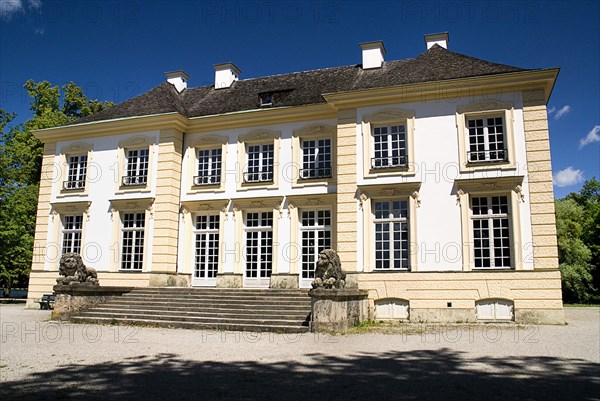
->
left=0, top=81, right=112, bottom=295
left=555, top=198, right=595, bottom=302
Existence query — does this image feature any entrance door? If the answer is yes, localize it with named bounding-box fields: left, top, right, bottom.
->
left=299, top=209, right=332, bottom=288
left=244, top=211, right=273, bottom=287
left=191, top=214, right=219, bottom=287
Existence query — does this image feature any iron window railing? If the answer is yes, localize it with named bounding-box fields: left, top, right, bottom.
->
left=244, top=171, right=273, bottom=183
left=193, top=175, right=221, bottom=186
left=122, top=175, right=148, bottom=186
left=62, top=180, right=86, bottom=190
left=467, top=149, right=508, bottom=163
left=371, top=156, right=408, bottom=169
left=299, top=167, right=333, bottom=180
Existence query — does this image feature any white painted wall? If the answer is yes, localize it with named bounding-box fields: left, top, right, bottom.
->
left=47, top=131, right=159, bottom=272
left=42, top=90, right=536, bottom=280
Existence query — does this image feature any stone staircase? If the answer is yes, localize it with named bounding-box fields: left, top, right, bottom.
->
left=70, top=287, right=312, bottom=333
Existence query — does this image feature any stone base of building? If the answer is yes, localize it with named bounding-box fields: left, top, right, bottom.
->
left=51, top=285, right=133, bottom=320
left=216, top=273, right=243, bottom=288
left=148, top=272, right=190, bottom=287
left=270, top=274, right=299, bottom=289
left=309, top=288, right=369, bottom=332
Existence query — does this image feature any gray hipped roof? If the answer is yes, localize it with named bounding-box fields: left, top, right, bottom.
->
left=71, top=45, right=529, bottom=125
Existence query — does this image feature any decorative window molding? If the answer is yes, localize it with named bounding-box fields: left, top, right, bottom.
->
left=109, top=197, right=154, bottom=272
left=358, top=182, right=420, bottom=272
left=455, top=176, right=524, bottom=271
left=237, top=129, right=280, bottom=191
left=230, top=196, right=283, bottom=286
left=116, top=135, right=156, bottom=193
left=58, top=142, right=93, bottom=197
left=179, top=199, right=229, bottom=283
left=456, top=100, right=516, bottom=173
left=49, top=201, right=91, bottom=267
left=362, top=109, right=416, bottom=178
left=292, top=124, right=336, bottom=188
left=187, top=135, right=228, bottom=194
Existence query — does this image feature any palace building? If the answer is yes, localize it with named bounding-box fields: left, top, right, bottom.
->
left=26, top=33, right=564, bottom=323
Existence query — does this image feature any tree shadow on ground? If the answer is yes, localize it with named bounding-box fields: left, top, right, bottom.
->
left=1, top=349, right=598, bottom=400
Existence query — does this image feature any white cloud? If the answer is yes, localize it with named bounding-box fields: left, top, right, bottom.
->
left=553, top=167, right=584, bottom=187
left=0, top=0, right=41, bottom=21
left=579, top=125, right=600, bottom=149
left=547, top=106, right=556, bottom=115
left=553, top=105, right=571, bottom=120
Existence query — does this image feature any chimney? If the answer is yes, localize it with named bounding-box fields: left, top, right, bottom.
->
left=165, top=70, right=189, bottom=93
left=214, top=63, right=241, bottom=89
left=360, top=41, right=386, bottom=69
left=424, top=32, right=449, bottom=49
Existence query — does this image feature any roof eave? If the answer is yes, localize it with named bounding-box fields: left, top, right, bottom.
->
left=323, top=68, right=560, bottom=108
left=33, top=112, right=188, bottom=142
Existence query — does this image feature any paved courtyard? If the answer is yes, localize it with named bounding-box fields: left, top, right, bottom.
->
left=1, top=305, right=598, bottom=400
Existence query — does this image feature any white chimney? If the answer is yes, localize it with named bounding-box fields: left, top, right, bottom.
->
left=424, top=32, right=449, bottom=49
left=360, top=41, right=386, bottom=69
left=214, top=63, right=241, bottom=89
left=165, top=70, right=189, bottom=93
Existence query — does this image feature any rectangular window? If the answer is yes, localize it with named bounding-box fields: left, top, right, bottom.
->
left=467, top=117, right=507, bottom=163
left=372, top=125, right=407, bottom=169
left=245, top=212, right=273, bottom=278
left=300, top=139, right=332, bottom=179
left=61, top=215, right=83, bottom=254
left=121, top=212, right=145, bottom=270
left=194, top=148, right=222, bottom=185
left=194, top=215, right=219, bottom=278
left=471, top=196, right=511, bottom=269
left=300, top=210, right=332, bottom=279
left=63, top=155, right=87, bottom=190
left=374, top=200, right=409, bottom=270
left=123, top=149, right=149, bottom=186
left=245, top=144, right=274, bottom=183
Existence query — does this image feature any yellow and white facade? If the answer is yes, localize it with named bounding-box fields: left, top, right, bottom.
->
left=26, top=34, right=564, bottom=324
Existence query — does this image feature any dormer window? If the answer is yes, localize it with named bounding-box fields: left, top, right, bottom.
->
left=259, top=93, right=273, bottom=107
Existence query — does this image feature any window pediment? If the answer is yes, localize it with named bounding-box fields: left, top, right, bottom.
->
left=239, top=129, right=279, bottom=143
left=457, top=100, right=513, bottom=114
left=189, top=135, right=228, bottom=148
left=293, top=124, right=335, bottom=138
left=61, top=142, right=93, bottom=154
left=118, top=135, right=155, bottom=148
left=363, top=109, right=414, bottom=124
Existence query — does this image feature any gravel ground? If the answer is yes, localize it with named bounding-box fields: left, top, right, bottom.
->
left=1, top=305, right=598, bottom=400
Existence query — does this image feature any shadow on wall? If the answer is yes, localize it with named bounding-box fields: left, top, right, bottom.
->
left=1, top=349, right=598, bottom=400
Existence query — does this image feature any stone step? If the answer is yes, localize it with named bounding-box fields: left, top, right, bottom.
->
left=70, top=287, right=312, bottom=334
left=74, top=311, right=309, bottom=326
left=116, top=297, right=310, bottom=309
left=70, top=316, right=310, bottom=333
left=88, top=305, right=310, bottom=318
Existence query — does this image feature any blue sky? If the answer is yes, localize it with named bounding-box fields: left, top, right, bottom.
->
left=1, top=0, right=598, bottom=198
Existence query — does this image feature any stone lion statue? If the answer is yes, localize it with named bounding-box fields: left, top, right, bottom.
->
left=57, top=253, right=99, bottom=286
left=311, top=249, right=346, bottom=289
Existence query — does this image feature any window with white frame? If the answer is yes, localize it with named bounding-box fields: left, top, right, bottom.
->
left=245, top=212, right=273, bottom=278
left=245, top=144, right=274, bottom=183
left=121, top=212, right=145, bottom=270
left=63, top=155, right=87, bottom=190
left=372, top=125, right=408, bottom=169
left=194, top=214, right=220, bottom=279
left=374, top=200, right=409, bottom=270
left=300, top=210, right=332, bottom=279
left=61, top=215, right=83, bottom=254
left=467, top=116, right=507, bottom=163
left=471, top=195, right=511, bottom=269
left=194, top=148, right=222, bottom=186
left=300, top=139, right=332, bottom=179
left=123, top=149, right=149, bottom=186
